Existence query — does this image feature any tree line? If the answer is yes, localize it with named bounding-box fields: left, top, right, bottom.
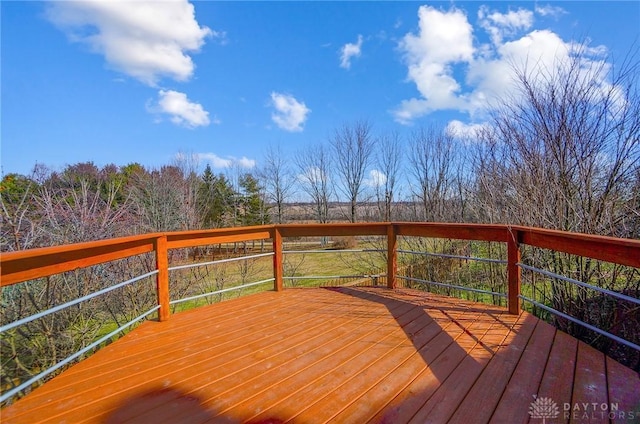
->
left=0, top=160, right=270, bottom=252
left=2, top=45, right=638, bottom=249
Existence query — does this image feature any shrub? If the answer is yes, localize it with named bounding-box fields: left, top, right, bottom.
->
left=331, top=236, right=358, bottom=250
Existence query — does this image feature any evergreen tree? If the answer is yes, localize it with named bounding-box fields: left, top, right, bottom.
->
left=239, top=173, right=268, bottom=226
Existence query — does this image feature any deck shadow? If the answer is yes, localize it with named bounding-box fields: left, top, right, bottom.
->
left=322, top=286, right=528, bottom=422
left=103, top=388, right=215, bottom=423
left=103, top=387, right=289, bottom=424
left=331, top=286, right=503, bottom=356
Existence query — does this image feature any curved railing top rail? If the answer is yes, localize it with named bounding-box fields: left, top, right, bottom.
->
left=1, top=222, right=639, bottom=287
left=0, top=225, right=274, bottom=287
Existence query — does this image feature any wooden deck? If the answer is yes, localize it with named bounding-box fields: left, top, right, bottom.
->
left=2, top=287, right=639, bottom=423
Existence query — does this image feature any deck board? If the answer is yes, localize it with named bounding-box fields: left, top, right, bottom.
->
left=447, top=312, right=539, bottom=423
left=402, top=312, right=508, bottom=423
left=571, top=341, right=609, bottom=424
left=2, top=287, right=639, bottom=424
left=530, top=330, right=578, bottom=424
left=490, top=318, right=557, bottom=423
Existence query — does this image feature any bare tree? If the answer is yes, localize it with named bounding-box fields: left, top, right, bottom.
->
left=1, top=165, right=155, bottom=400
left=371, top=131, right=403, bottom=221
left=172, top=152, right=201, bottom=231
left=472, top=42, right=640, bottom=366
left=476, top=44, right=640, bottom=236
left=0, top=169, right=42, bottom=251
left=259, top=144, right=296, bottom=224
left=36, top=167, right=133, bottom=244
left=295, top=144, right=333, bottom=224
left=331, top=120, right=375, bottom=223
left=408, top=126, right=460, bottom=222
left=130, top=166, right=186, bottom=232
left=626, top=168, right=640, bottom=239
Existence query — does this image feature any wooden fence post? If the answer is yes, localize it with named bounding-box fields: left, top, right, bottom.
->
left=272, top=227, right=284, bottom=292
left=387, top=224, right=397, bottom=289
left=155, top=234, right=170, bottom=322
left=507, top=229, right=521, bottom=315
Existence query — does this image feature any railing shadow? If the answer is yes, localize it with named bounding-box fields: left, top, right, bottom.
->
left=322, top=286, right=532, bottom=422
left=103, top=387, right=288, bottom=424
left=331, top=286, right=499, bottom=361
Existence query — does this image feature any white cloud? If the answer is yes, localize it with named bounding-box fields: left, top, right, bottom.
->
left=270, top=92, right=311, bottom=132
left=46, top=0, right=214, bottom=86
left=198, top=153, right=255, bottom=169
left=297, top=166, right=331, bottom=190
left=466, top=29, right=570, bottom=112
left=236, top=156, right=257, bottom=169
left=298, top=166, right=321, bottom=181
left=393, top=6, right=473, bottom=123
left=340, top=35, right=363, bottom=69
left=155, top=90, right=210, bottom=128
left=364, top=170, right=387, bottom=188
left=401, top=6, right=474, bottom=65
left=446, top=120, right=488, bottom=140
left=394, top=4, right=612, bottom=125
left=535, top=4, right=567, bottom=18
left=478, top=6, right=533, bottom=45
left=392, top=98, right=431, bottom=126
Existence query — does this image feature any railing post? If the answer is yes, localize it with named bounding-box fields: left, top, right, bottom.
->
left=155, top=235, right=170, bottom=322
left=272, top=227, right=283, bottom=292
left=387, top=224, right=397, bottom=289
left=507, top=228, right=521, bottom=315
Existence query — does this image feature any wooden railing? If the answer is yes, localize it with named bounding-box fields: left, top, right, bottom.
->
left=1, top=222, right=639, bottom=403
left=2, top=223, right=639, bottom=319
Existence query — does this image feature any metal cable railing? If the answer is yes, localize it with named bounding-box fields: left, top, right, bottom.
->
left=397, top=249, right=507, bottom=264
left=168, top=252, right=274, bottom=272
left=0, top=270, right=158, bottom=333
left=1, top=223, right=638, bottom=405
left=1, top=252, right=276, bottom=404
left=517, top=262, right=640, bottom=306
left=398, top=275, right=508, bottom=298
left=170, top=279, right=275, bottom=305
left=0, top=300, right=160, bottom=403
left=519, top=295, right=640, bottom=351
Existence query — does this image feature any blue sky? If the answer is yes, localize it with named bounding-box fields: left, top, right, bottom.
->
left=2, top=1, right=639, bottom=177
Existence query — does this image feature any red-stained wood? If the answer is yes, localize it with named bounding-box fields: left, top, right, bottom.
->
left=277, top=222, right=388, bottom=238
left=507, top=228, right=522, bottom=314
left=370, top=311, right=504, bottom=422
left=387, top=224, right=397, bottom=289
left=570, top=341, right=609, bottom=424
left=2, top=288, right=638, bottom=424
left=395, top=222, right=510, bottom=242
left=515, top=226, right=640, bottom=268
left=448, top=313, right=539, bottom=423
left=606, top=356, right=640, bottom=424
left=166, top=226, right=272, bottom=249
left=0, top=235, right=157, bottom=286
left=3, top=223, right=638, bottom=289
left=288, top=307, right=484, bottom=424
left=271, top=227, right=283, bottom=291
left=155, top=235, right=170, bottom=322
left=3, top=222, right=638, bottom=423
left=213, top=302, right=435, bottom=422
left=490, top=318, right=557, bottom=423
left=533, top=329, right=578, bottom=422
left=5, top=291, right=340, bottom=422
left=403, top=316, right=517, bottom=424
left=17, top=291, right=294, bottom=402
